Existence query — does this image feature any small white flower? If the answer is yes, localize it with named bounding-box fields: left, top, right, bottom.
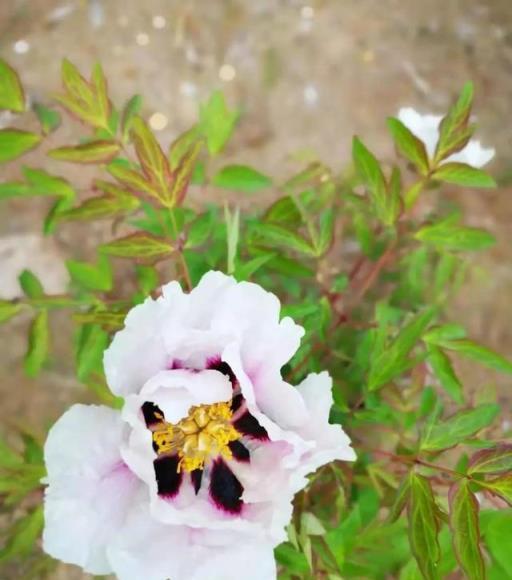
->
left=397, top=107, right=495, bottom=168
left=43, top=271, right=355, bottom=580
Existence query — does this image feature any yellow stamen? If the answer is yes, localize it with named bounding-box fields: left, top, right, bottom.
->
left=151, top=402, right=240, bottom=472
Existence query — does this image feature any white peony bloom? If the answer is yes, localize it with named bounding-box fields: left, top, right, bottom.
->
left=43, top=271, right=355, bottom=580
left=397, top=107, right=495, bottom=168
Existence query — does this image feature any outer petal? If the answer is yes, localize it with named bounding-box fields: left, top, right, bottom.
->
left=292, top=372, right=355, bottom=490
left=103, top=282, right=187, bottom=396
left=107, top=506, right=277, bottom=580
left=449, top=139, right=495, bottom=168
left=43, top=405, right=140, bottom=575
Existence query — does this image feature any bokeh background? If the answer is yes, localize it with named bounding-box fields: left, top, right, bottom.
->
left=1, top=1, right=511, bottom=577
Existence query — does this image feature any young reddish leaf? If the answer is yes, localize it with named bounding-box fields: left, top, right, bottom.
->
left=169, top=125, right=201, bottom=170
left=59, top=192, right=139, bottom=221
left=61, top=59, right=95, bottom=107
left=407, top=473, right=441, bottom=580
left=73, top=310, right=126, bottom=330
left=387, top=117, right=430, bottom=175
left=434, top=83, right=474, bottom=164
left=432, top=163, right=496, bottom=189
left=91, top=62, right=110, bottom=125
left=130, top=116, right=171, bottom=190
left=48, top=140, right=120, bottom=164
left=212, top=164, right=272, bottom=194
left=100, top=233, right=173, bottom=259
left=0, top=130, right=41, bottom=163
left=0, top=59, right=25, bottom=112
left=468, top=445, right=512, bottom=475
left=421, top=404, right=500, bottom=452
left=426, top=345, right=463, bottom=404
left=449, top=479, right=485, bottom=580
left=480, top=474, right=512, bottom=506
left=107, top=162, right=161, bottom=201
left=169, top=140, right=203, bottom=205
left=24, top=310, right=49, bottom=378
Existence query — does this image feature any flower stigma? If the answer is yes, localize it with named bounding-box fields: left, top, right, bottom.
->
left=151, top=402, right=241, bottom=472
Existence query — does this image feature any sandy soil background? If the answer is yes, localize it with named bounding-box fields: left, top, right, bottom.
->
left=1, top=0, right=511, bottom=578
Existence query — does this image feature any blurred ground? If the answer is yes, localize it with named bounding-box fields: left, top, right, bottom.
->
left=1, top=0, right=512, bottom=577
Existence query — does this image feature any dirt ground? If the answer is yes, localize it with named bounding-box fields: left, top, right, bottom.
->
left=1, top=0, right=511, bottom=578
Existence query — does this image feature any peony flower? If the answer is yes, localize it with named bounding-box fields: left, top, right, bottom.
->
left=397, top=107, right=495, bottom=168
left=43, top=271, right=355, bottom=580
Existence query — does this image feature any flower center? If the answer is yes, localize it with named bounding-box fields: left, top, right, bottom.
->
left=151, top=402, right=241, bottom=472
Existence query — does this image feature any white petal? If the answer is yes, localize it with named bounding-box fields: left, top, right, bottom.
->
left=397, top=107, right=441, bottom=159
left=448, top=140, right=495, bottom=168
left=43, top=405, right=140, bottom=575
left=292, top=372, right=356, bottom=489
left=108, top=508, right=277, bottom=580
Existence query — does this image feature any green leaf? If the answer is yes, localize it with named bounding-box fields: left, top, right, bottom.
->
left=468, top=445, right=512, bottom=475
left=135, top=264, right=159, bottom=297
left=352, top=137, right=388, bottom=223
left=199, top=91, right=239, bottom=155
left=449, top=480, right=485, bottom=580
left=423, top=324, right=467, bottom=344
left=407, top=473, right=440, bottom=580
left=315, top=209, right=335, bottom=256
left=421, top=404, right=500, bottom=451
left=76, top=324, right=109, bottom=381
left=249, top=223, right=316, bottom=257
left=368, top=307, right=436, bottom=391
left=18, top=269, right=44, bottom=298
left=0, top=435, right=22, bottom=468
left=264, top=196, right=303, bottom=227
left=235, top=253, right=275, bottom=281
left=100, top=233, right=173, bottom=259
left=185, top=211, right=214, bottom=248
left=0, top=301, right=24, bottom=324
left=33, top=103, right=61, bottom=135
left=387, top=117, right=429, bottom=175
left=22, top=167, right=75, bottom=199
left=0, top=130, right=41, bottom=163
left=415, top=220, right=495, bottom=252
left=212, top=164, right=272, bottom=193
left=438, top=339, right=512, bottom=374
left=224, top=204, right=240, bottom=275
left=432, top=163, right=496, bottom=188
left=480, top=474, right=512, bottom=506
left=0, top=182, right=32, bottom=200
left=386, top=165, right=403, bottom=226
left=0, top=506, right=44, bottom=563
left=388, top=477, right=411, bottom=523
left=24, top=310, right=49, bottom=378
left=48, top=140, right=121, bottom=164
left=426, top=345, right=463, bottom=404
left=0, top=59, right=25, bottom=112
left=482, top=511, right=512, bottom=576
left=66, top=255, right=112, bottom=291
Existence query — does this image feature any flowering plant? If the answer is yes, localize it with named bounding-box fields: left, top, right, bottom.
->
left=0, top=60, right=511, bottom=579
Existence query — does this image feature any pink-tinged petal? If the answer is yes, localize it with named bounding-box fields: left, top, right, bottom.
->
left=211, top=281, right=304, bottom=374
left=104, top=283, right=187, bottom=396
left=292, top=372, right=356, bottom=489
left=43, top=405, right=140, bottom=575
left=107, top=508, right=277, bottom=580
